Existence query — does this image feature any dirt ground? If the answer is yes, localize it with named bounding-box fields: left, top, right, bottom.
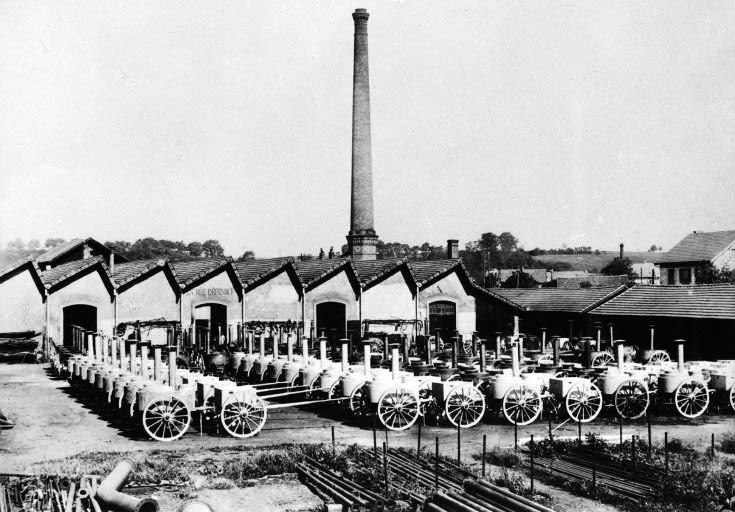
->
left=2, top=363, right=734, bottom=511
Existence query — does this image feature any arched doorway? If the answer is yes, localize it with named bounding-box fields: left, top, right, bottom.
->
left=194, top=303, right=227, bottom=349
left=316, top=302, right=346, bottom=347
left=429, top=301, right=456, bottom=344
left=63, top=305, right=97, bottom=347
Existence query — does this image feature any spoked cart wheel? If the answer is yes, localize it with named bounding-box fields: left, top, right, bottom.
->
left=349, top=385, right=369, bottom=417
left=647, top=351, right=671, bottom=363
left=674, top=380, right=710, bottom=419
left=377, top=388, right=420, bottom=431
left=614, top=380, right=650, bottom=420
left=591, top=352, right=615, bottom=368
left=367, top=337, right=384, bottom=354
left=445, top=385, right=486, bottom=428
left=220, top=395, right=267, bottom=438
left=417, top=380, right=436, bottom=417
left=327, top=380, right=341, bottom=400
left=565, top=381, right=603, bottom=423
left=730, top=385, right=735, bottom=414
left=502, top=384, right=543, bottom=426
left=142, top=397, right=191, bottom=442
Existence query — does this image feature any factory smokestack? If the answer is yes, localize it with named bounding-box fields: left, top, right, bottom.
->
left=347, top=8, right=379, bottom=261
left=619, top=243, right=624, bottom=260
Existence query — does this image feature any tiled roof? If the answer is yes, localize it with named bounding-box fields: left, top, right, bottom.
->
left=233, top=257, right=296, bottom=287
left=483, top=286, right=627, bottom=314
left=411, top=259, right=460, bottom=287
left=112, top=259, right=168, bottom=287
left=36, top=239, right=86, bottom=264
left=294, top=259, right=350, bottom=288
left=589, top=284, right=735, bottom=320
left=0, top=255, right=37, bottom=279
left=40, top=257, right=109, bottom=288
left=170, top=258, right=230, bottom=287
left=657, top=230, right=735, bottom=264
left=353, top=258, right=409, bottom=287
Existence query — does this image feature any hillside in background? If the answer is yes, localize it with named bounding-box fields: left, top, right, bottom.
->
left=533, top=251, right=664, bottom=272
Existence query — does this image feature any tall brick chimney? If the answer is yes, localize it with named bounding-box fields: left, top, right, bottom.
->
left=619, top=243, right=624, bottom=260
left=346, top=8, right=379, bottom=261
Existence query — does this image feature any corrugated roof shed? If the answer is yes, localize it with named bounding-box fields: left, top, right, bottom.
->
left=112, top=259, right=167, bottom=287
left=657, top=230, right=735, bottom=264
left=411, top=260, right=459, bottom=287
left=170, top=258, right=229, bottom=287
left=294, top=259, right=349, bottom=288
left=233, top=257, right=294, bottom=287
left=589, top=284, right=735, bottom=320
left=352, top=258, right=409, bottom=287
left=40, top=257, right=108, bottom=288
left=487, top=286, right=627, bottom=314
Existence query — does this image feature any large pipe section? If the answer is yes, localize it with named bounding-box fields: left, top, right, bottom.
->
left=95, top=459, right=158, bottom=512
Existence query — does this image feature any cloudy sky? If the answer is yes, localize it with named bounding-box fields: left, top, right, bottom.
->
left=1, top=1, right=733, bottom=257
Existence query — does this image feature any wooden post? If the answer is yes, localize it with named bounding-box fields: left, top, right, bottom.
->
left=530, top=434, right=535, bottom=495
left=417, top=421, right=422, bottom=455
left=548, top=411, right=553, bottom=442
left=382, top=442, right=389, bottom=493
left=435, top=436, right=439, bottom=490
left=514, top=420, right=518, bottom=452
left=664, top=432, right=669, bottom=474
left=647, top=413, right=652, bottom=461
left=331, top=426, right=335, bottom=457
left=372, top=419, right=377, bottom=456
left=482, top=434, right=486, bottom=478
left=457, top=424, right=461, bottom=465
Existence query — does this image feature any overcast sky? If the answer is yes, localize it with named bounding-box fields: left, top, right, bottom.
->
left=1, top=1, right=733, bottom=258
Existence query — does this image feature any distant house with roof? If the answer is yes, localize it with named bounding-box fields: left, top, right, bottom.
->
left=657, top=230, right=735, bottom=285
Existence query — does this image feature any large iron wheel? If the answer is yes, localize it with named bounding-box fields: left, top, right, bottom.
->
left=647, top=351, right=671, bottom=363
left=349, top=385, right=369, bottom=417
left=674, top=380, right=709, bottom=419
left=614, top=380, right=649, bottom=420
left=142, top=397, right=191, bottom=442
left=327, top=380, right=341, bottom=400
left=220, top=395, right=267, bottom=438
left=445, top=385, right=486, bottom=429
left=565, top=381, right=602, bottom=423
left=591, top=352, right=615, bottom=368
left=367, top=337, right=384, bottom=354
left=502, top=385, right=542, bottom=426
left=729, top=385, right=735, bottom=414
left=377, top=388, right=420, bottom=431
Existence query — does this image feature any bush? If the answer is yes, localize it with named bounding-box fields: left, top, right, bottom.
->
left=720, top=432, right=735, bottom=455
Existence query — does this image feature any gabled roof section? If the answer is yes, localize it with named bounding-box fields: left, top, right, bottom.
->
left=0, top=255, right=45, bottom=296
left=481, top=286, right=627, bottom=314
left=40, top=256, right=115, bottom=295
left=295, top=258, right=359, bottom=292
left=411, top=259, right=461, bottom=288
left=353, top=258, right=415, bottom=291
left=112, top=258, right=180, bottom=295
left=233, top=257, right=303, bottom=292
left=170, top=258, right=240, bottom=294
left=36, top=238, right=128, bottom=266
left=657, top=230, right=735, bottom=265
left=589, top=284, right=735, bottom=320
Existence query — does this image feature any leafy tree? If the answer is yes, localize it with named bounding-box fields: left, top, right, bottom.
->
left=6, top=238, right=25, bottom=251
left=44, top=238, right=66, bottom=248
left=27, top=239, right=41, bottom=251
left=601, top=257, right=635, bottom=278
left=498, top=232, right=519, bottom=254
left=649, top=244, right=658, bottom=252
left=187, top=242, right=202, bottom=257
left=201, top=239, right=225, bottom=258
left=695, top=263, right=735, bottom=284
left=500, top=270, right=538, bottom=288
left=479, top=232, right=499, bottom=253
left=238, top=250, right=255, bottom=261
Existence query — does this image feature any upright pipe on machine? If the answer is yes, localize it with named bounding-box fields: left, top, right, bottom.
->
left=167, top=345, right=178, bottom=390
left=479, top=339, right=487, bottom=373
left=139, top=341, right=150, bottom=380
left=128, top=340, right=138, bottom=375
left=259, top=332, right=266, bottom=357
left=301, top=336, right=309, bottom=361
left=390, top=344, right=400, bottom=380
left=552, top=336, right=560, bottom=367
left=153, top=345, right=162, bottom=382
left=494, top=332, right=502, bottom=359
left=287, top=333, right=294, bottom=362
left=340, top=339, right=349, bottom=373
left=362, top=339, right=372, bottom=376
left=511, top=342, right=520, bottom=377
left=615, top=340, right=625, bottom=372
left=95, top=459, right=159, bottom=512
left=319, top=336, right=328, bottom=370
left=675, top=339, right=685, bottom=371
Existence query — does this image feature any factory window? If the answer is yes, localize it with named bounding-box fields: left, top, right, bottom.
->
left=194, top=303, right=228, bottom=350
left=667, top=268, right=675, bottom=285
left=316, top=302, right=346, bottom=345
left=679, top=268, right=692, bottom=285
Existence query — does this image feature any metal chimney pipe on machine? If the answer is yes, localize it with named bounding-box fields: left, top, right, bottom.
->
left=138, top=341, right=150, bottom=380
left=286, top=333, right=294, bottom=362
left=119, top=337, right=126, bottom=371
left=362, top=339, right=372, bottom=376
left=341, top=339, right=350, bottom=373
left=552, top=336, right=560, bottom=367
left=649, top=324, right=656, bottom=351
left=479, top=339, right=487, bottom=373
left=111, top=336, right=118, bottom=368
left=272, top=331, right=279, bottom=359
left=675, top=339, right=686, bottom=371
left=495, top=332, right=502, bottom=359
left=390, top=344, right=400, bottom=380
left=511, top=342, right=520, bottom=377
left=128, top=340, right=138, bottom=375
left=168, top=345, right=178, bottom=390
left=615, top=340, right=625, bottom=372
left=259, top=332, right=266, bottom=356
left=301, top=336, right=309, bottom=361
left=540, top=328, right=547, bottom=352
left=153, top=345, right=162, bottom=382
left=319, top=336, right=328, bottom=370
left=451, top=335, right=459, bottom=368
left=87, top=333, right=95, bottom=359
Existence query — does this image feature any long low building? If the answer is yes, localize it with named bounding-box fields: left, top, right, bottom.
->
left=0, top=238, right=483, bottom=350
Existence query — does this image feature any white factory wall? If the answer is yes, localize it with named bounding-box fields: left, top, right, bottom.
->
left=243, top=268, right=302, bottom=322
left=180, top=269, right=241, bottom=328
left=116, top=270, right=180, bottom=325
left=0, top=268, right=45, bottom=334
left=304, top=269, right=359, bottom=328
left=361, top=271, right=415, bottom=320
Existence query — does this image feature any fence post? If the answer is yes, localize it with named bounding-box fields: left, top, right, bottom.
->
left=435, top=436, right=439, bottom=490
left=578, top=419, right=582, bottom=444
left=383, top=442, right=389, bottom=493
left=647, top=413, right=652, bottom=461
left=372, top=419, right=377, bottom=456
left=385, top=429, right=389, bottom=451
left=530, top=434, right=535, bottom=495
left=331, top=426, right=335, bottom=457
left=632, top=435, right=636, bottom=471
left=482, top=434, right=487, bottom=478
left=457, top=425, right=461, bottom=465
left=514, top=421, right=518, bottom=452
left=548, top=412, right=553, bottom=442
left=619, top=417, right=623, bottom=453
left=664, top=432, right=669, bottom=475
left=417, top=421, right=422, bottom=455
left=711, top=433, right=716, bottom=460
left=592, top=443, right=597, bottom=491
